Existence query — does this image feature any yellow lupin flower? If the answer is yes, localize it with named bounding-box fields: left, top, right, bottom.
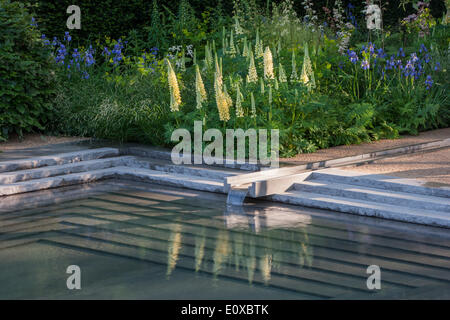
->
left=300, top=42, right=316, bottom=90
left=214, top=53, right=223, bottom=89
left=166, top=59, right=181, bottom=112
left=263, top=46, right=275, bottom=80
left=196, top=65, right=207, bottom=101
left=255, top=29, right=264, bottom=58
left=278, top=62, right=287, bottom=83
left=290, top=51, right=298, bottom=82
left=228, top=30, right=236, bottom=57
left=215, top=73, right=231, bottom=122
left=235, top=85, right=244, bottom=118
left=247, top=51, right=258, bottom=83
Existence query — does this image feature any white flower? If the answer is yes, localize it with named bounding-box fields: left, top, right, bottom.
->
left=263, top=47, right=275, bottom=80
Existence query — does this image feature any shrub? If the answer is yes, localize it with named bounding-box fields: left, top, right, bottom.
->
left=0, top=0, right=56, bottom=141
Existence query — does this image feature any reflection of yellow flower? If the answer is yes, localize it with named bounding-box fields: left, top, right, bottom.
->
left=260, top=254, right=272, bottom=284
left=166, top=59, right=181, bottom=112
left=166, top=224, right=182, bottom=278
left=233, top=233, right=244, bottom=270
left=195, top=232, right=206, bottom=272
left=246, top=239, right=256, bottom=284
left=213, top=231, right=231, bottom=277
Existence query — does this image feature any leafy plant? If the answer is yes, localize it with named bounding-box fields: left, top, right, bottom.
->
left=0, top=0, right=56, bottom=141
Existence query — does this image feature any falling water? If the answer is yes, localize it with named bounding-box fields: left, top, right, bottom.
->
left=226, top=187, right=249, bottom=206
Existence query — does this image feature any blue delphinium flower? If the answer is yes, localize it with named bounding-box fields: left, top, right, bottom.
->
left=425, top=75, right=433, bottom=89
left=397, top=47, right=405, bottom=57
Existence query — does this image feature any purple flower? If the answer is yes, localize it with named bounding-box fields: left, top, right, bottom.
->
left=419, top=44, right=427, bottom=53
left=347, top=50, right=359, bottom=64
left=102, top=47, right=110, bottom=56
left=55, top=44, right=67, bottom=64
left=397, top=47, right=405, bottom=57
left=425, top=75, right=433, bottom=89
left=64, top=32, right=72, bottom=42
left=361, top=59, right=370, bottom=70
left=376, top=48, right=385, bottom=59
left=410, top=53, right=419, bottom=64
left=403, top=60, right=415, bottom=77
left=434, top=62, right=441, bottom=71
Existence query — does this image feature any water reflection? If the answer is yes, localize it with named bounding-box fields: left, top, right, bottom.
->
left=166, top=224, right=182, bottom=278
left=165, top=204, right=314, bottom=285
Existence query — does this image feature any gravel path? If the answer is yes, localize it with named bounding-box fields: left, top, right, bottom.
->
left=0, top=134, right=88, bottom=151
left=344, top=147, right=450, bottom=187
left=281, top=127, right=450, bottom=164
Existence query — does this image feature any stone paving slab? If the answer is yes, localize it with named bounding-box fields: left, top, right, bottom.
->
left=0, top=147, right=119, bottom=173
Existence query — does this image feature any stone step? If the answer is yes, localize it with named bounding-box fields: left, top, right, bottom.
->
left=0, top=169, right=117, bottom=196
left=311, top=169, right=450, bottom=198
left=0, top=166, right=225, bottom=196
left=293, top=181, right=450, bottom=212
left=115, top=167, right=225, bottom=193
left=129, top=157, right=240, bottom=180
left=0, top=148, right=119, bottom=173
left=270, top=190, right=450, bottom=228
left=0, top=156, right=134, bottom=184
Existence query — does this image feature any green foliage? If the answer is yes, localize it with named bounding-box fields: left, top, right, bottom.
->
left=55, top=66, right=170, bottom=145
left=0, top=0, right=56, bottom=141
left=31, top=0, right=448, bottom=158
